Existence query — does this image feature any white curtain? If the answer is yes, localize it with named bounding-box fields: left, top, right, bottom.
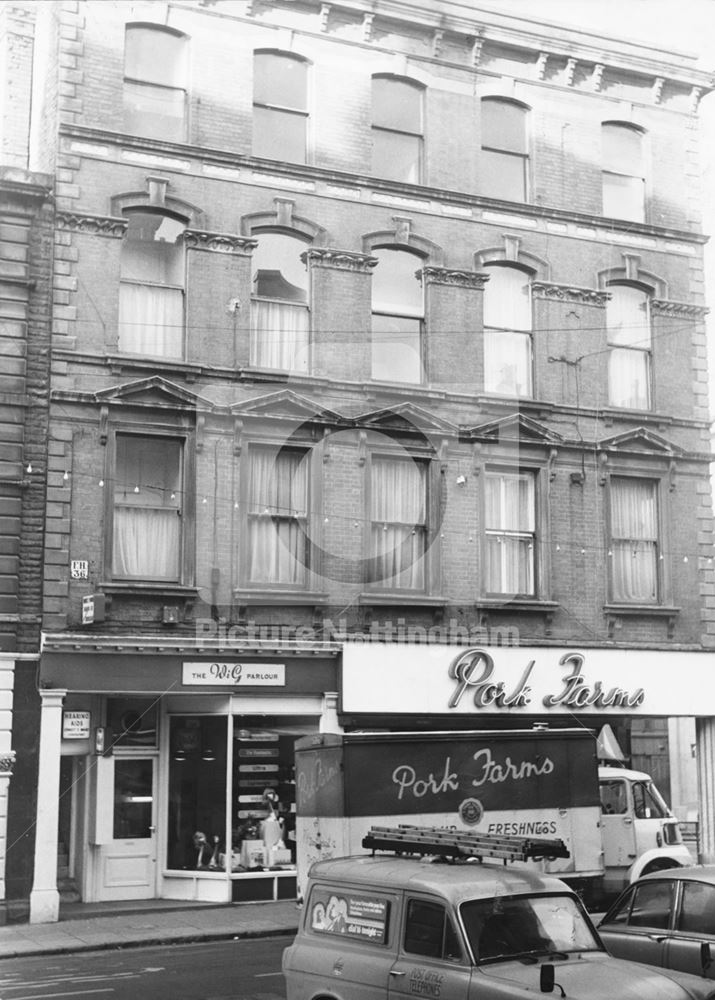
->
left=611, top=479, right=657, bottom=602
left=118, top=282, right=184, bottom=358
left=483, top=266, right=531, bottom=330
left=113, top=507, right=179, bottom=578
left=251, top=300, right=309, bottom=372
left=607, top=287, right=650, bottom=408
left=484, top=329, right=532, bottom=396
left=608, top=347, right=649, bottom=409
left=370, top=460, right=426, bottom=589
left=248, top=450, right=307, bottom=584
left=485, top=474, right=535, bottom=595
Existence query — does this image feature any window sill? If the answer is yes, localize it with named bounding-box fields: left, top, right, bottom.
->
left=604, top=603, right=680, bottom=615
left=358, top=593, right=448, bottom=607
left=102, top=581, right=198, bottom=597
left=233, top=590, right=329, bottom=606
left=477, top=598, right=559, bottom=612
left=477, top=599, right=559, bottom=636
left=605, top=603, right=680, bottom=639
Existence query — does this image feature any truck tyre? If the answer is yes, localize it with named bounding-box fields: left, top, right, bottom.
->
left=641, top=858, right=680, bottom=876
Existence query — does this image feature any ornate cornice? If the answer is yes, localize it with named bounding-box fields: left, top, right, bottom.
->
left=419, top=267, right=489, bottom=289
left=652, top=299, right=710, bottom=318
left=532, top=281, right=609, bottom=305
left=0, top=751, right=15, bottom=775
left=56, top=212, right=127, bottom=237
left=184, top=230, right=257, bottom=255
left=302, top=248, right=378, bottom=272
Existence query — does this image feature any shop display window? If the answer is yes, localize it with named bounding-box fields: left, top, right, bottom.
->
left=166, top=715, right=307, bottom=874
left=167, top=716, right=227, bottom=870
left=231, top=724, right=298, bottom=872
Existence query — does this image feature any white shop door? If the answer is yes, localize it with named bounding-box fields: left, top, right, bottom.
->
left=95, top=756, right=157, bottom=901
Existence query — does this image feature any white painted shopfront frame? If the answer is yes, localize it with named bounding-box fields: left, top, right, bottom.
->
left=158, top=692, right=324, bottom=903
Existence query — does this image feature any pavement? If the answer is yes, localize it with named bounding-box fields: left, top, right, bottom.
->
left=0, top=898, right=301, bottom=960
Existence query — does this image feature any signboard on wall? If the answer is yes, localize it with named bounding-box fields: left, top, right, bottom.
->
left=182, top=662, right=285, bottom=686
left=81, top=593, right=105, bottom=625
left=63, top=710, right=91, bottom=739
left=341, top=644, right=715, bottom=717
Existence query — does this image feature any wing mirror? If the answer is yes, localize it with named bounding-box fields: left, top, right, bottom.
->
left=540, top=964, right=565, bottom=997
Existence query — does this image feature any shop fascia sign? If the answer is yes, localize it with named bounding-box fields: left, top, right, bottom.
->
left=446, top=648, right=644, bottom=711
left=182, top=662, right=285, bottom=686
left=341, top=643, right=713, bottom=716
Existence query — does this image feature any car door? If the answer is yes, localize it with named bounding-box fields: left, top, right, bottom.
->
left=388, top=897, right=473, bottom=1000
left=663, top=879, right=715, bottom=979
left=599, top=878, right=676, bottom=969
left=293, top=883, right=399, bottom=1000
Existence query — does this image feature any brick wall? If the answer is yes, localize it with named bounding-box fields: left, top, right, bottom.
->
left=30, top=0, right=715, bottom=653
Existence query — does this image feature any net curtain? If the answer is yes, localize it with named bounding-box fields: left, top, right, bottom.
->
left=611, top=479, right=658, bottom=602
left=248, top=449, right=308, bottom=584
left=370, top=459, right=426, bottom=589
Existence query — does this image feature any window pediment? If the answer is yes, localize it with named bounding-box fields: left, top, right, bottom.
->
left=598, top=427, right=679, bottom=456
left=95, top=376, right=213, bottom=411
left=229, top=390, right=343, bottom=426
left=356, top=403, right=458, bottom=438
left=466, top=413, right=561, bottom=445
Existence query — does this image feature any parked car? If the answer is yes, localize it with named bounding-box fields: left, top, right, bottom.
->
left=283, top=826, right=715, bottom=1000
left=598, top=866, right=715, bottom=981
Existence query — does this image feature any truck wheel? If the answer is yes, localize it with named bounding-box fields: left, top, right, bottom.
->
left=641, top=858, right=679, bottom=876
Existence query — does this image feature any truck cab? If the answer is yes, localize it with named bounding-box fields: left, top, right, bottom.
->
left=599, top=765, right=693, bottom=897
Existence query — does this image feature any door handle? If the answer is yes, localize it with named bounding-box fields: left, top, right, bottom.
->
left=389, top=971, right=406, bottom=977
left=149, top=826, right=156, bottom=834
left=647, top=934, right=667, bottom=943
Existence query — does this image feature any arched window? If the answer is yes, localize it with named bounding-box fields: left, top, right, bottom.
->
left=250, top=232, right=309, bottom=372
left=602, top=123, right=645, bottom=223
left=607, top=284, right=651, bottom=409
left=118, top=210, right=185, bottom=358
left=123, top=24, right=188, bottom=141
left=371, top=248, right=424, bottom=384
left=482, top=265, right=532, bottom=397
left=253, top=52, right=308, bottom=164
left=371, top=76, right=424, bottom=184
left=480, top=99, right=529, bottom=202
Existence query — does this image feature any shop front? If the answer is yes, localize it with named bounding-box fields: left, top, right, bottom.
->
left=29, top=639, right=339, bottom=923
left=338, top=641, right=712, bottom=841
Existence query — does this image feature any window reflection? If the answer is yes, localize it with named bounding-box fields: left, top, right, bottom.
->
left=371, top=248, right=424, bottom=383
left=166, top=717, right=310, bottom=873
left=114, top=759, right=153, bottom=839
left=167, top=717, right=227, bottom=870
left=250, top=232, right=310, bottom=372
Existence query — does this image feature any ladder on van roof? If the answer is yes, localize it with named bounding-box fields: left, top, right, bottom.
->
left=362, top=825, right=570, bottom=864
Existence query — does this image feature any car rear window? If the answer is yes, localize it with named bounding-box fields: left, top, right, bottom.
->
left=679, top=881, right=715, bottom=936
left=627, top=880, right=675, bottom=929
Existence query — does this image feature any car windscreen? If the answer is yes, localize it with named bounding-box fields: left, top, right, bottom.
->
left=460, top=893, right=602, bottom=964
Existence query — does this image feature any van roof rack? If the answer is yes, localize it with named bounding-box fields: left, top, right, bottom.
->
left=362, top=825, right=570, bottom=865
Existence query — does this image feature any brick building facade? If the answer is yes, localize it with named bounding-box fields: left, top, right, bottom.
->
left=0, top=6, right=52, bottom=923
left=8, top=0, right=715, bottom=921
